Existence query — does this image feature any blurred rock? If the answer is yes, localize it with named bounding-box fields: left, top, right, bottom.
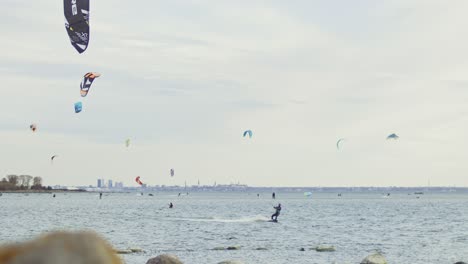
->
left=315, top=245, right=336, bottom=252
left=146, top=254, right=183, bottom=264
left=361, top=253, right=387, bottom=264
left=454, top=262, right=467, bottom=264
left=226, top=246, right=240, bottom=250
left=255, top=247, right=268, bottom=250
left=129, top=248, right=143, bottom=253
left=115, top=249, right=132, bottom=254
left=212, top=247, right=225, bottom=250
left=299, top=248, right=305, bottom=251
left=0, top=231, right=123, bottom=264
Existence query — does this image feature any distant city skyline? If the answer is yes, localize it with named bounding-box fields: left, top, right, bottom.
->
left=2, top=1, right=468, bottom=187
left=96, top=178, right=123, bottom=189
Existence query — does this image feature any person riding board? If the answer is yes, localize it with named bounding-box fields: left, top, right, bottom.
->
left=271, top=203, right=281, bottom=221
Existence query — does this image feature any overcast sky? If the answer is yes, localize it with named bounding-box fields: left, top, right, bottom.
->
left=1, top=0, right=468, bottom=187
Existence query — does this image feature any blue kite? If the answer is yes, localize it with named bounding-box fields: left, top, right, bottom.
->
left=74, top=102, right=82, bottom=113
left=243, top=130, right=253, bottom=139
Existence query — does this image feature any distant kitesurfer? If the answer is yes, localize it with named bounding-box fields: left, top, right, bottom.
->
left=271, top=203, right=281, bottom=221
left=257, top=193, right=260, bottom=198
left=99, top=193, right=102, bottom=199
left=272, top=192, right=276, bottom=199
left=169, top=202, right=173, bottom=208
left=178, top=193, right=181, bottom=197
left=53, top=194, right=56, bottom=198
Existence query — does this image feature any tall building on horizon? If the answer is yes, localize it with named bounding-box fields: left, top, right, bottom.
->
left=108, top=180, right=113, bottom=188
left=97, top=179, right=102, bottom=188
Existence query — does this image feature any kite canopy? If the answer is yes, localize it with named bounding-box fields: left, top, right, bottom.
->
left=135, top=176, right=143, bottom=186
left=170, top=169, right=174, bottom=177
left=30, top=124, right=37, bottom=132
left=51, top=155, right=58, bottom=162
left=336, top=138, right=345, bottom=149
left=387, top=133, right=399, bottom=140
left=125, top=139, right=130, bottom=148
left=80, top=72, right=101, bottom=97
left=74, top=102, right=82, bottom=113
left=243, top=130, right=253, bottom=138
left=64, top=0, right=90, bottom=53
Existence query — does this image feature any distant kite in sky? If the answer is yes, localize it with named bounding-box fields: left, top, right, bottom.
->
left=125, top=139, right=130, bottom=148
left=387, top=133, right=399, bottom=140
left=135, top=176, right=143, bottom=186
left=64, top=0, right=90, bottom=53
left=30, top=124, right=37, bottom=132
left=243, top=130, right=252, bottom=139
left=336, top=138, right=345, bottom=150
left=51, top=155, right=58, bottom=163
left=170, top=169, right=174, bottom=177
left=80, top=72, right=101, bottom=97
left=74, top=102, right=82, bottom=113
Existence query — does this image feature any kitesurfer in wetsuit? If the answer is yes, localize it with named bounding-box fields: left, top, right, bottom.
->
left=272, top=192, right=276, bottom=199
left=99, top=193, right=102, bottom=199
left=271, top=203, right=281, bottom=221
left=169, top=202, right=173, bottom=208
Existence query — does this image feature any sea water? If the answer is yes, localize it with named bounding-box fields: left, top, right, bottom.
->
left=1, top=191, right=467, bottom=264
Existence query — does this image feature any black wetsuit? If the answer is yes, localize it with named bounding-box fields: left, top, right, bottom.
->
left=271, top=205, right=281, bottom=220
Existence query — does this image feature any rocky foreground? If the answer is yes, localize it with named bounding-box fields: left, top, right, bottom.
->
left=0, top=231, right=465, bottom=264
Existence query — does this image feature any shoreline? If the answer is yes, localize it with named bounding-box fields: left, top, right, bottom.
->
left=0, top=189, right=86, bottom=193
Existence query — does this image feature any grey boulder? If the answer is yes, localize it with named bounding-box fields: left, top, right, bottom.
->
left=361, top=253, right=387, bottom=264
left=146, top=254, right=183, bottom=264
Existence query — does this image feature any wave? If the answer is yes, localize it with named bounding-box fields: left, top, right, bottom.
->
left=169, top=215, right=270, bottom=223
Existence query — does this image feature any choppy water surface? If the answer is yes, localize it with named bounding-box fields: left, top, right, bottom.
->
left=1, top=191, right=467, bottom=263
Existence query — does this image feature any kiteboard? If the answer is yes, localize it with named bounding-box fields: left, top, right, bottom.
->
left=268, top=219, right=278, bottom=223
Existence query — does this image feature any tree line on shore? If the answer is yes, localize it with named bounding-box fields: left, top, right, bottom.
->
left=0, top=175, right=51, bottom=191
